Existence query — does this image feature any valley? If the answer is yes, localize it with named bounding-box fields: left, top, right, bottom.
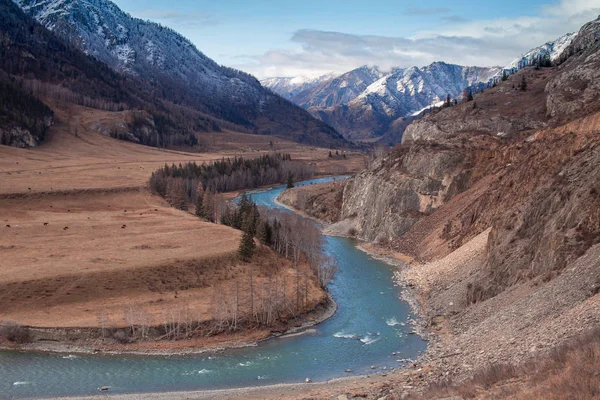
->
left=1, top=0, right=600, bottom=399
left=0, top=99, right=365, bottom=356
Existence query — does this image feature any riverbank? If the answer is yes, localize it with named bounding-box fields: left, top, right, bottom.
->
left=4, top=177, right=428, bottom=400
left=276, top=192, right=431, bottom=346
left=0, top=295, right=337, bottom=357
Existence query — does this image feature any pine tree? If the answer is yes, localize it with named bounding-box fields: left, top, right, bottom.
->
left=520, top=75, right=527, bottom=91
left=286, top=171, right=294, bottom=189
left=238, top=229, right=255, bottom=261
left=467, top=89, right=474, bottom=102
left=502, top=70, right=508, bottom=82
left=446, top=94, right=451, bottom=107
left=195, top=189, right=204, bottom=218
left=202, top=189, right=215, bottom=222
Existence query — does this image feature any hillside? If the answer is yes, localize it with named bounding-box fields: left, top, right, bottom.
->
left=0, top=93, right=361, bottom=351
left=278, top=14, right=600, bottom=399
left=1, top=0, right=347, bottom=149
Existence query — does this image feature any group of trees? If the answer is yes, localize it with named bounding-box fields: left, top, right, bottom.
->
left=0, top=77, right=54, bottom=145
left=148, top=154, right=315, bottom=210
left=221, top=194, right=337, bottom=290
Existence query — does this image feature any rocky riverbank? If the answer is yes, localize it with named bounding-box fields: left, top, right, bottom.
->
left=0, top=296, right=337, bottom=357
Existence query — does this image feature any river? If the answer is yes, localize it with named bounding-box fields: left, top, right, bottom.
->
left=0, top=177, right=426, bottom=399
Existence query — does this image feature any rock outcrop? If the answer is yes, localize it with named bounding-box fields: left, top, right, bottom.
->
left=0, top=120, right=51, bottom=147
left=335, top=141, right=473, bottom=242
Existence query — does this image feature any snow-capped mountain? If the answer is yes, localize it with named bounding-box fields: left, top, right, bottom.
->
left=504, top=32, right=577, bottom=71
left=262, top=66, right=385, bottom=109
left=261, top=73, right=337, bottom=102
left=351, top=62, right=499, bottom=119
left=14, top=0, right=346, bottom=146
left=280, top=62, right=499, bottom=141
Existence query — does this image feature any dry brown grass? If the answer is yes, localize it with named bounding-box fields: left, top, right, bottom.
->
left=0, top=103, right=334, bottom=333
left=408, top=327, right=600, bottom=399
left=0, top=103, right=363, bottom=195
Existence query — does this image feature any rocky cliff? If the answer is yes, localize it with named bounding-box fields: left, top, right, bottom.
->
left=334, top=141, right=474, bottom=242
left=336, top=15, right=600, bottom=296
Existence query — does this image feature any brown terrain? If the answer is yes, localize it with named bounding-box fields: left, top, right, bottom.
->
left=278, top=178, right=348, bottom=223
left=0, top=101, right=359, bottom=350
left=263, top=17, right=600, bottom=400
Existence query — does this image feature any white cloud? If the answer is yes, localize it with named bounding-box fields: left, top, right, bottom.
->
left=237, top=0, right=600, bottom=78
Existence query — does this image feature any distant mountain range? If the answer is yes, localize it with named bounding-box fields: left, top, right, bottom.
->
left=7, top=0, right=347, bottom=148
left=263, top=63, right=500, bottom=141
left=262, top=32, right=577, bottom=143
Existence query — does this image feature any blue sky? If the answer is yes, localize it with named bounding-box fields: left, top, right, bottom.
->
left=113, top=0, right=600, bottom=78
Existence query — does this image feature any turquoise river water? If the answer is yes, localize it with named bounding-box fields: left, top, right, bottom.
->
left=0, top=176, right=426, bottom=399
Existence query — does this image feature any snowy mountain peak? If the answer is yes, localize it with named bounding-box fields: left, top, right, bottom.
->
left=504, top=32, right=577, bottom=70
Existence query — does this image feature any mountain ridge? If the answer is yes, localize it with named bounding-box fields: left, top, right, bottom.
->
left=12, top=0, right=348, bottom=147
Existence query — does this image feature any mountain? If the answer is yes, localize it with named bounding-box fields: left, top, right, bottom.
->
left=319, top=17, right=600, bottom=396
left=504, top=32, right=577, bottom=71
left=264, top=62, right=499, bottom=142
left=265, top=31, right=580, bottom=144
left=260, top=73, right=338, bottom=103
left=313, top=63, right=500, bottom=141
left=262, top=66, right=385, bottom=109
left=0, top=0, right=150, bottom=147
left=13, top=0, right=347, bottom=147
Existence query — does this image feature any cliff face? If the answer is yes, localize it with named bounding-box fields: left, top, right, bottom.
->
left=336, top=142, right=474, bottom=242
left=337, top=16, right=600, bottom=302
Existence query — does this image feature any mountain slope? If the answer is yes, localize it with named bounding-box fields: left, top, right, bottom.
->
left=14, top=0, right=347, bottom=147
left=504, top=32, right=577, bottom=71
left=316, top=16, right=600, bottom=395
left=261, top=73, right=338, bottom=103
left=263, top=66, right=385, bottom=110
left=315, top=62, right=500, bottom=141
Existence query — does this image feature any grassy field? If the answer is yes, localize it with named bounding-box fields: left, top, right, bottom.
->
left=0, top=104, right=340, bottom=334
left=0, top=104, right=364, bottom=195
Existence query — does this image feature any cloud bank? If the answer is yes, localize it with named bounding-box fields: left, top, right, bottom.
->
left=239, top=0, right=600, bottom=78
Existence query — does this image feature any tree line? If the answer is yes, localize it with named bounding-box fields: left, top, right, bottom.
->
left=149, top=153, right=315, bottom=213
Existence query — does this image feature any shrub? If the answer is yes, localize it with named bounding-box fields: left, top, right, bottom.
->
left=0, top=321, right=32, bottom=344
left=112, top=330, right=132, bottom=344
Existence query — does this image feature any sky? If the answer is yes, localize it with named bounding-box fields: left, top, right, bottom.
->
left=112, top=0, right=600, bottom=78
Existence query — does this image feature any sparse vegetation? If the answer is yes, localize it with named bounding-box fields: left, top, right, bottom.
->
left=406, top=327, right=600, bottom=400
left=0, top=321, right=31, bottom=344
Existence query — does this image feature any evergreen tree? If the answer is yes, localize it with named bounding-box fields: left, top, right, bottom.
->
left=238, top=229, right=255, bottom=261
left=467, top=89, right=474, bottom=102
left=446, top=94, right=451, bottom=107
left=520, top=75, right=527, bottom=91
left=202, top=189, right=215, bottom=222
left=286, top=171, right=294, bottom=189
left=502, top=70, right=508, bottom=81
left=195, top=189, right=204, bottom=218
left=328, top=151, right=333, bottom=158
